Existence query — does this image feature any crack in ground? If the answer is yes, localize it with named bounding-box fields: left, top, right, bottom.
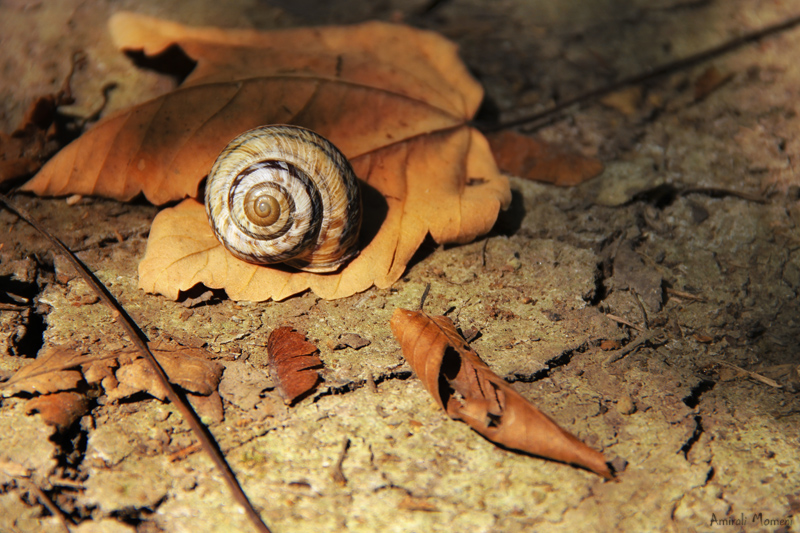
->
left=109, top=499, right=165, bottom=528
left=505, top=342, right=590, bottom=383
left=678, top=380, right=714, bottom=458
left=1, top=272, right=46, bottom=358
left=678, top=415, right=704, bottom=459
left=313, top=370, right=413, bottom=402
left=682, top=379, right=715, bottom=409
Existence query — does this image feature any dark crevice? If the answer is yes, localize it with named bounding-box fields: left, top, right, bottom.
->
left=313, top=371, right=413, bottom=402
left=682, top=379, right=715, bottom=408
left=586, top=262, right=608, bottom=306
left=12, top=305, right=46, bottom=358
left=123, top=45, right=197, bottom=84
left=623, top=183, right=767, bottom=211
left=41, top=409, right=94, bottom=525
left=1, top=273, right=47, bottom=358
left=506, top=343, right=588, bottom=383
left=50, top=416, right=90, bottom=473
left=374, top=371, right=413, bottom=385
left=628, top=184, right=680, bottom=209
left=414, top=0, right=454, bottom=17
left=679, top=415, right=704, bottom=458
left=110, top=502, right=163, bottom=527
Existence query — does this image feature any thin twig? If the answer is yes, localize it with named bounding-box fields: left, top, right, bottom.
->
left=711, top=358, right=783, bottom=389
left=23, top=479, right=71, bottom=533
left=0, top=194, right=272, bottom=533
left=331, top=437, right=350, bottom=486
left=0, top=303, right=28, bottom=312
left=679, top=186, right=767, bottom=203
left=603, top=331, right=663, bottom=365
left=604, top=312, right=645, bottom=332
left=665, top=287, right=704, bottom=302
left=480, top=13, right=800, bottom=132
left=630, top=289, right=649, bottom=331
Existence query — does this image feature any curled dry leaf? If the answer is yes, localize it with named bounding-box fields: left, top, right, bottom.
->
left=23, top=13, right=511, bottom=301
left=390, top=308, right=612, bottom=478
left=267, top=327, right=323, bottom=405
left=486, top=130, right=604, bottom=186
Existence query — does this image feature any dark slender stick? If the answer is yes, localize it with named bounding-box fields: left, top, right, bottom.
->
left=0, top=194, right=272, bottom=533
left=419, top=282, right=431, bottom=311
left=480, top=13, right=800, bottom=133
left=24, top=480, right=71, bottom=533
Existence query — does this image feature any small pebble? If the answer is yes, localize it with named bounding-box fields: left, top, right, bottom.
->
left=616, top=395, right=636, bottom=415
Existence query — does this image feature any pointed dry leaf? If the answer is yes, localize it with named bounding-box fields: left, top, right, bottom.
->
left=487, top=130, right=604, bottom=186
left=267, top=327, right=323, bottom=405
left=390, top=308, right=612, bottom=478
left=23, top=13, right=511, bottom=301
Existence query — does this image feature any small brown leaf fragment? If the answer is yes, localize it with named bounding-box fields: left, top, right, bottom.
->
left=486, top=130, right=604, bottom=186
left=599, top=340, right=621, bottom=351
left=390, top=308, right=612, bottom=478
left=692, top=333, right=714, bottom=344
left=694, top=66, right=733, bottom=101
left=334, top=333, right=371, bottom=351
left=187, top=390, right=224, bottom=425
left=26, top=391, right=90, bottom=433
left=267, top=327, right=323, bottom=405
left=109, top=347, right=223, bottom=401
left=599, top=86, right=643, bottom=116
left=2, top=346, right=90, bottom=397
left=398, top=495, right=440, bottom=512
left=82, top=357, right=118, bottom=384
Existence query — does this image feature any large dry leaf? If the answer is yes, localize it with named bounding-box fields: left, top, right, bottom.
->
left=390, top=308, right=612, bottom=478
left=23, top=13, right=511, bottom=301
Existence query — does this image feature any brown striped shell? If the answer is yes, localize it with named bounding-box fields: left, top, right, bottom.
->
left=204, top=125, right=362, bottom=273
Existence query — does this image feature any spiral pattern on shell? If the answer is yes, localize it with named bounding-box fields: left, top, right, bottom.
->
left=204, top=125, right=362, bottom=273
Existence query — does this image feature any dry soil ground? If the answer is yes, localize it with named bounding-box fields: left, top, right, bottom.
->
left=1, top=1, right=799, bottom=532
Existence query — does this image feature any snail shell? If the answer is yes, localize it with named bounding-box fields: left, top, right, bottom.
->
left=204, top=125, right=362, bottom=273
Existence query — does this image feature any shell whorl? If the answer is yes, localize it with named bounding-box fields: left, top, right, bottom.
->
left=204, top=125, right=362, bottom=273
